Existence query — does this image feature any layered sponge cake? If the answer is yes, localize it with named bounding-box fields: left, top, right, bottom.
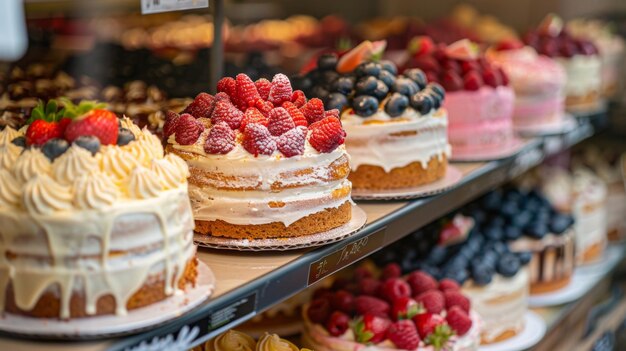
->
left=164, top=73, right=352, bottom=240
left=0, top=100, right=196, bottom=319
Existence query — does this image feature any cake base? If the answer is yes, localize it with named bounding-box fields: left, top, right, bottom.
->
left=565, top=90, right=601, bottom=112
left=530, top=275, right=572, bottom=295
left=349, top=156, right=447, bottom=190
left=195, top=201, right=352, bottom=240
left=579, top=241, right=604, bottom=264
left=481, top=328, right=521, bottom=345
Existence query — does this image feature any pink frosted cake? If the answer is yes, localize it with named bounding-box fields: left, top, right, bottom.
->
left=487, top=40, right=567, bottom=130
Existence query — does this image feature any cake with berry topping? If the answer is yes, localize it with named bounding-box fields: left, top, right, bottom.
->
left=0, top=100, right=198, bottom=319
left=301, top=266, right=481, bottom=351
left=523, top=15, right=602, bottom=112
left=405, top=38, right=515, bottom=158
left=486, top=39, right=568, bottom=130
left=164, top=73, right=352, bottom=240
left=294, top=41, right=451, bottom=190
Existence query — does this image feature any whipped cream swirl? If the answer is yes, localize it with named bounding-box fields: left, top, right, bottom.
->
left=256, top=333, right=300, bottom=351
left=0, top=126, right=20, bottom=146
left=53, top=146, right=99, bottom=185
left=0, top=169, right=20, bottom=209
left=0, top=142, right=21, bottom=171
left=22, top=174, right=73, bottom=215
left=128, top=166, right=163, bottom=199
left=208, top=330, right=257, bottom=351
left=152, top=157, right=186, bottom=189
left=73, top=171, right=119, bottom=210
left=14, top=148, right=52, bottom=183
left=99, top=146, right=140, bottom=182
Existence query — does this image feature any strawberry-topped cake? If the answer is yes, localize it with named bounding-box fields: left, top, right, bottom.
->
left=301, top=266, right=481, bottom=351
left=164, top=73, right=352, bottom=240
left=523, top=15, right=602, bottom=112
left=293, top=40, right=451, bottom=191
left=486, top=39, right=567, bottom=130
left=405, top=38, right=515, bottom=158
left=0, top=100, right=198, bottom=319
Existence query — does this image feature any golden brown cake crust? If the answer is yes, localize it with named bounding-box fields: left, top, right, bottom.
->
left=481, top=328, right=519, bottom=345
left=4, top=258, right=198, bottom=319
left=580, top=241, right=604, bottom=264
left=530, top=275, right=571, bottom=295
left=349, top=155, right=447, bottom=190
left=195, top=201, right=352, bottom=240
left=566, top=90, right=600, bottom=111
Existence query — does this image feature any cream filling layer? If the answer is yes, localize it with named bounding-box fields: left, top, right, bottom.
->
left=557, top=55, right=602, bottom=97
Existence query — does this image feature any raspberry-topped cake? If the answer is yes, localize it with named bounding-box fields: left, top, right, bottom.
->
left=301, top=266, right=481, bottom=351
left=294, top=40, right=451, bottom=190
left=523, top=15, right=602, bottom=112
left=0, top=100, right=197, bottom=319
left=164, top=73, right=352, bottom=240
left=405, top=38, right=515, bottom=158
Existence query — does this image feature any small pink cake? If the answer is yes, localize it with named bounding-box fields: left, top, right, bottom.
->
left=487, top=40, right=567, bottom=130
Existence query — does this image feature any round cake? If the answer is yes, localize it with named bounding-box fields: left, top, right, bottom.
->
left=0, top=100, right=197, bottom=319
left=164, top=73, right=352, bottom=240
left=203, top=330, right=309, bottom=351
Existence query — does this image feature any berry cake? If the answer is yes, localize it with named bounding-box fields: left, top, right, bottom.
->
left=523, top=15, right=602, bottom=112
left=302, top=266, right=481, bottom=351
left=294, top=41, right=451, bottom=190
left=164, top=73, right=352, bottom=240
left=0, top=100, right=197, bottom=319
left=405, top=38, right=515, bottom=158
left=487, top=39, right=567, bottom=130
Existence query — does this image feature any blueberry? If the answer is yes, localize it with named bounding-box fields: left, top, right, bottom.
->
left=11, top=136, right=26, bottom=148
left=443, top=269, right=469, bottom=285
left=484, top=225, right=504, bottom=241
left=426, top=246, right=448, bottom=265
left=323, top=93, right=347, bottom=111
left=447, top=255, right=469, bottom=270
left=497, top=253, right=521, bottom=278
left=482, top=251, right=499, bottom=267
left=117, top=128, right=136, bottom=146
left=355, top=76, right=379, bottom=95
left=352, top=95, right=379, bottom=117
left=41, top=138, right=70, bottom=161
left=311, top=85, right=330, bottom=101
left=291, top=75, right=312, bottom=92
left=549, top=214, right=573, bottom=234
left=482, top=191, right=502, bottom=210
left=392, top=78, right=419, bottom=97
left=421, top=265, right=442, bottom=280
left=470, top=209, right=487, bottom=225
left=380, top=60, right=398, bottom=75
left=373, top=80, right=389, bottom=100
left=425, top=90, right=442, bottom=109
left=471, top=263, right=494, bottom=285
left=73, top=136, right=100, bottom=155
left=322, top=70, right=340, bottom=85
left=403, top=68, right=428, bottom=89
left=511, top=211, right=533, bottom=228
left=427, top=82, right=445, bottom=100
left=378, top=70, right=396, bottom=88
left=317, top=54, right=338, bottom=71
left=384, top=93, right=409, bottom=117
left=493, top=242, right=510, bottom=255
left=517, top=251, right=533, bottom=265
left=501, top=201, right=518, bottom=218
left=355, top=62, right=381, bottom=77
left=331, top=76, right=355, bottom=95
left=490, top=216, right=506, bottom=228
left=410, top=93, right=435, bottom=115
left=504, top=226, right=522, bottom=240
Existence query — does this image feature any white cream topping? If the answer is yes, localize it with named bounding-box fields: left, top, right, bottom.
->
left=73, top=171, right=120, bottom=210
left=14, top=148, right=52, bottom=183
left=128, top=166, right=164, bottom=199
left=99, top=145, right=140, bottom=183
left=52, top=145, right=99, bottom=185
left=556, top=55, right=602, bottom=96
left=152, top=157, right=187, bottom=190
left=0, top=127, right=20, bottom=146
left=0, top=143, right=21, bottom=172
left=22, top=174, right=74, bottom=215
left=0, top=169, right=20, bottom=209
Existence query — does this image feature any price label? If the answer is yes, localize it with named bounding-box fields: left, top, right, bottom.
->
left=308, top=227, right=387, bottom=285
left=141, top=0, right=209, bottom=14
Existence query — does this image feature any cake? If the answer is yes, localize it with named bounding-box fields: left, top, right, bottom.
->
left=301, top=266, right=481, bottom=351
left=523, top=15, right=602, bottom=112
left=0, top=100, right=197, bottom=319
left=164, top=73, right=352, bottom=240
left=448, top=4, right=518, bottom=44
left=201, top=330, right=310, bottom=351
left=404, top=38, right=515, bottom=158
left=486, top=39, right=567, bottom=130
left=293, top=40, right=451, bottom=190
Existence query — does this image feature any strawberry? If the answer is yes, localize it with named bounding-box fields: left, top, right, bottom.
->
left=443, top=60, right=461, bottom=74
left=64, top=102, right=119, bottom=145
left=355, top=296, right=390, bottom=318
left=308, top=116, right=346, bottom=153
left=183, top=92, right=215, bottom=118
left=268, top=107, right=295, bottom=136
left=407, top=271, right=438, bottom=296
left=380, top=278, right=412, bottom=302
left=496, top=39, right=524, bottom=51
left=463, top=71, right=483, bottom=91
left=446, top=306, right=472, bottom=336
left=408, top=36, right=435, bottom=57
left=240, top=107, right=268, bottom=132
left=413, top=313, right=449, bottom=341
left=353, top=313, right=391, bottom=344
left=440, top=70, right=463, bottom=92
left=204, top=122, right=236, bottom=155
left=425, top=71, right=439, bottom=84
left=415, top=290, right=444, bottom=314
left=326, top=311, right=351, bottom=337
left=438, top=279, right=460, bottom=292
left=255, top=98, right=274, bottom=117
left=381, top=263, right=402, bottom=280
left=25, top=99, right=68, bottom=146
left=282, top=101, right=308, bottom=127
left=217, top=77, right=236, bottom=96
left=439, top=222, right=464, bottom=245
left=498, top=67, right=510, bottom=86
left=387, top=320, right=421, bottom=350
left=358, top=278, right=381, bottom=296
left=268, top=73, right=293, bottom=106
left=236, top=74, right=261, bottom=110
left=163, top=111, right=180, bottom=139
left=26, top=120, right=62, bottom=146
left=443, top=290, right=470, bottom=313
left=291, top=90, right=306, bottom=108
left=482, top=68, right=502, bottom=88
left=307, top=298, right=331, bottom=324
left=277, top=126, right=306, bottom=157
left=300, top=98, right=325, bottom=124
left=255, top=78, right=272, bottom=100
left=391, top=297, right=421, bottom=321
left=242, top=123, right=276, bottom=156
left=174, top=113, right=204, bottom=145
left=211, top=100, right=243, bottom=130
left=410, top=56, right=440, bottom=73
left=58, top=117, right=71, bottom=134
left=461, top=60, right=481, bottom=75
left=331, top=290, right=354, bottom=314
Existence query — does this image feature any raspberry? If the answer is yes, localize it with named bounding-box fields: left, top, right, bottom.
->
left=380, top=278, right=412, bottom=302
left=282, top=101, right=308, bottom=127
left=443, top=290, right=470, bottom=313
left=240, top=107, right=268, bottom=132
left=268, top=73, right=293, bottom=105
left=268, top=107, right=295, bottom=136
left=325, top=109, right=340, bottom=119
left=204, top=122, right=236, bottom=155
left=326, top=311, right=351, bottom=337
left=183, top=92, right=215, bottom=118
left=407, top=271, right=438, bottom=296
left=242, top=123, right=276, bottom=156
left=236, top=74, right=261, bottom=110
left=307, top=298, right=331, bottom=324
left=308, top=116, right=346, bottom=153
left=415, top=290, right=445, bottom=314
left=163, top=111, right=180, bottom=139
left=217, top=77, right=236, bottom=96
left=354, top=296, right=390, bottom=318
left=301, top=98, right=325, bottom=124
left=313, top=287, right=333, bottom=301
left=387, top=320, right=421, bottom=350
left=277, top=126, right=306, bottom=157
left=446, top=306, right=472, bottom=336
left=255, top=78, right=271, bottom=100
left=175, top=113, right=204, bottom=145
left=211, top=100, right=243, bottom=130
left=331, top=290, right=354, bottom=314
left=354, top=266, right=374, bottom=281
left=382, top=263, right=402, bottom=280
left=291, top=90, right=306, bottom=108
left=439, top=279, right=461, bottom=292
left=358, top=278, right=381, bottom=296
left=215, top=92, right=231, bottom=102
left=255, top=98, right=274, bottom=116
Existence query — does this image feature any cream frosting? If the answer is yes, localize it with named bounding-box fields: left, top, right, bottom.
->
left=14, top=148, right=52, bottom=183
left=556, top=55, right=602, bottom=97
left=152, top=157, right=187, bottom=190
left=73, top=171, right=120, bottom=210
left=256, top=333, right=299, bottom=351
left=22, top=174, right=73, bottom=215
left=99, top=145, right=141, bottom=182
left=208, top=330, right=257, bottom=351
left=0, top=126, right=20, bottom=146
left=52, top=145, right=99, bottom=185
left=0, top=169, right=20, bottom=209
left=0, top=142, right=21, bottom=171
left=128, top=166, right=164, bottom=199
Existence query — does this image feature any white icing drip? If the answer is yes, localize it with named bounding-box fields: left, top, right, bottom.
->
left=52, top=146, right=99, bottom=185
